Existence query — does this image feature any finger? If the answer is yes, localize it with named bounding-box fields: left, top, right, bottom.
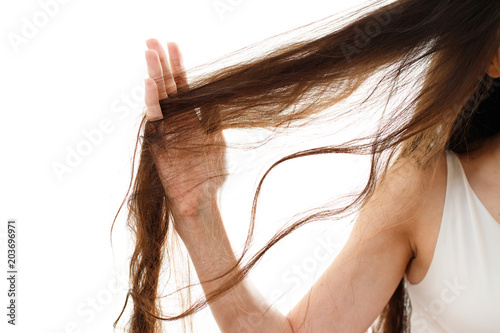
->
left=146, top=38, right=177, bottom=96
left=144, top=78, right=163, bottom=121
left=145, top=49, right=168, bottom=100
left=167, top=42, right=189, bottom=93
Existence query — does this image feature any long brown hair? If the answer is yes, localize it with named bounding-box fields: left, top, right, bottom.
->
left=112, top=0, right=500, bottom=332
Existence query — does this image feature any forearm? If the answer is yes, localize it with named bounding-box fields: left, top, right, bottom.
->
left=174, top=201, right=292, bottom=333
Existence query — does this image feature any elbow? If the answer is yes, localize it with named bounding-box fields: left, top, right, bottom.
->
left=221, top=313, right=294, bottom=333
left=285, top=316, right=296, bottom=333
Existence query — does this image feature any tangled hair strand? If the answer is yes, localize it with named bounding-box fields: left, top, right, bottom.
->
left=111, top=0, right=500, bottom=332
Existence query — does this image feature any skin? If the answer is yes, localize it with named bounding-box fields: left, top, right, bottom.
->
left=144, top=39, right=227, bottom=228
left=142, top=39, right=500, bottom=331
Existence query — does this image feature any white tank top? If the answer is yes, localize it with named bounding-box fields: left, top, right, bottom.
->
left=405, top=150, right=500, bottom=332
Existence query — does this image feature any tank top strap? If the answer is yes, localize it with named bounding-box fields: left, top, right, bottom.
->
left=406, top=150, right=500, bottom=332
left=447, top=150, right=500, bottom=228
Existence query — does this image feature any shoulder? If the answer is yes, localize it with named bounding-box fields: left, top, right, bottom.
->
left=358, top=150, right=448, bottom=257
left=285, top=153, right=449, bottom=332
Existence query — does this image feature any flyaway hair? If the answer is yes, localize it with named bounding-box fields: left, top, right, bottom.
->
left=111, top=0, right=500, bottom=332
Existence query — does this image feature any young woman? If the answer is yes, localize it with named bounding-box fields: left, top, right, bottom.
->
left=113, top=0, right=500, bottom=332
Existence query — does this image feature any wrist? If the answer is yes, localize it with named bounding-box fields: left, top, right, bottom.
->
left=172, top=196, right=221, bottom=238
left=168, top=185, right=219, bottom=217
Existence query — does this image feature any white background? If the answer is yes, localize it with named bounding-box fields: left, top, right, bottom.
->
left=0, top=0, right=380, bottom=332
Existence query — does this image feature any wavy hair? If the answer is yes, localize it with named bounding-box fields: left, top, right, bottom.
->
left=112, top=0, right=500, bottom=332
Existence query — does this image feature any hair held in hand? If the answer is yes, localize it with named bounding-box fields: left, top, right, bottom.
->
left=111, top=0, right=500, bottom=332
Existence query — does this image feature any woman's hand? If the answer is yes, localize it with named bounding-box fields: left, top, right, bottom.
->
left=144, top=38, right=227, bottom=220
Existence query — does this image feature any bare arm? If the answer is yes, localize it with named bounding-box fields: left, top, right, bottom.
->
left=175, top=204, right=293, bottom=333
left=175, top=156, right=425, bottom=333
left=143, top=38, right=427, bottom=333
